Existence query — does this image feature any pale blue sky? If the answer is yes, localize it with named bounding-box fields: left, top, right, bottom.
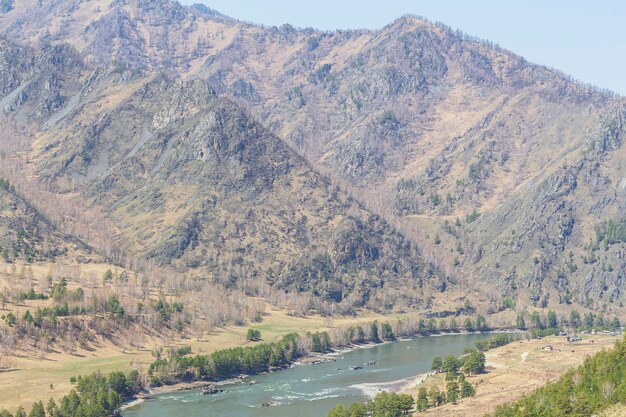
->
left=181, top=1, right=626, bottom=95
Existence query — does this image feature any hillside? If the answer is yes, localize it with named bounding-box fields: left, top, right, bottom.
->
left=0, top=2, right=625, bottom=415
left=0, top=179, right=91, bottom=263
left=0, top=0, right=624, bottom=316
left=62, top=75, right=445, bottom=310
left=0, top=37, right=447, bottom=313
left=487, top=335, right=626, bottom=417
left=186, top=16, right=626, bottom=311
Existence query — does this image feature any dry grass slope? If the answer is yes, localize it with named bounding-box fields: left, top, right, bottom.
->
left=404, top=335, right=621, bottom=417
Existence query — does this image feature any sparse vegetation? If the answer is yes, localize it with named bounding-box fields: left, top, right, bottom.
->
left=466, top=209, right=481, bottom=224
left=486, top=336, right=626, bottom=417
left=246, top=328, right=261, bottom=341
left=595, top=218, right=626, bottom=246
left=0, top=3, right=624, bottom=416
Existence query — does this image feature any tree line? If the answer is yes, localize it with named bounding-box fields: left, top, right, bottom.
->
left=0, top=314, right=493, bottom=416
left=514, top=309, right=621, bottom=340
left=0, top=370, right=142, bottom=417
left=148, top=332, right=302, bottom=386
left=327, top=392, right=414, bottom=417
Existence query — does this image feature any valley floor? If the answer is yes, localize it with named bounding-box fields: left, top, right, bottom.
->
left=404, top=334, right=621, bottom=416
left=0, top=307, right=399, bottom=409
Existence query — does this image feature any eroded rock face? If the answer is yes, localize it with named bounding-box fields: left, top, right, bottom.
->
left=0, top=0, right=625, bottom=311
left=7, top=73, right=439, bottom=312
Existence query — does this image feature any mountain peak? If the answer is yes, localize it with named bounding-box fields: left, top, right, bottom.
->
left=389, top=14, right=432, bottom=27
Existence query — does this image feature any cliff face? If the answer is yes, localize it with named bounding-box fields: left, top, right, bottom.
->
left=1, top=0, right=625, bottom=311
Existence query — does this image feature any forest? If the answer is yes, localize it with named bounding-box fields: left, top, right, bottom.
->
left=0, top=371, right=142, bottom=417
left=148, top=332, right=302, bottom=385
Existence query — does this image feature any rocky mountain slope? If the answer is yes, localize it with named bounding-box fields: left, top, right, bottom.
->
left=0, top=178, right=94, bottom=263
left=0, top=35, right=445, bottom=312
left=0, top=0, right=625, bottom=313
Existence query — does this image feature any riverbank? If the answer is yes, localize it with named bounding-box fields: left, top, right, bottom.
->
left=121, top=332, right=498, bottom=417
left=121, top=377, right=245, bottom=410
left=402, top=334, right=621, bottom=416
left=149, top=377, right=243, bottom=396
left=350, top=372, right=432, bottom=399
left=122, top=330, right=516, bottom=410
left=0, top=306, right=408, bottom=410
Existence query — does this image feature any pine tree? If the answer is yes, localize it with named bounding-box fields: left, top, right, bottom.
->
left=356, top=326, right=366, bottom=343
left=446, top=381, right=459, bottom=404
left=438, top=319, right=447, bottom=331
left=462, top=351, right=486, bottom=375
left=459, top=374, right=475, bottom=398
left=476, top=315, right=488, bottom=332
left=381, top=322, right=394, bottom=340
left=370, top=321, right=380, bottom=343
left=246, top=328, right=261, bottom=341
left=443, top=355, right=461, bottom=379
left=27, top=401, right=45, bottom=417
left=463, top=317, right=474, bottom=332
left=4, top=312, right=15, bottom=327
left=416, top=387, right=429, bottom=411
left=530, top=311, right=543, bottom=329
left=22, top=310, right=33, bottom=324
left=547, top=310, right=558, bottom=328
left=431, top=356, right=442, bottom=373
left=570, top=310, right=581, bottom=327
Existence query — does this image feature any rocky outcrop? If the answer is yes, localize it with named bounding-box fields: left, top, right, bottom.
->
left=0, top=0, right=624, bottom=313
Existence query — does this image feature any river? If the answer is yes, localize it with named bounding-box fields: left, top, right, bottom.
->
left=123, top=333, right=495, bottom=417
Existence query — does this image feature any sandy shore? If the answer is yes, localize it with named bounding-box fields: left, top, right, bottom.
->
left=399, top=372, right=432, bottom=392
left=120, top=398, right=145, bottom=410
left=121, top=377, right=244, bottom=410
left=148, top=377, right=243, bottom=396
left=350, top=372, right=432, bottom=399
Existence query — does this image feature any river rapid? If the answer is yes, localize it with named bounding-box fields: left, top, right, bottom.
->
left=123, top=333, right=495, bottom=417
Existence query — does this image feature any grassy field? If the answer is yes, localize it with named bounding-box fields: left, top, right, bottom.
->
left=0, top=259, right=412, bottom=410
left=404, top=334, right=621, bottom=416
left=601, top=404, right=626, bottom=417
left=0, top=306, right=404, bottom=410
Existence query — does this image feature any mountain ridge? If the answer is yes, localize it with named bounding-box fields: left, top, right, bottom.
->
left=0, top=0, right=624, bottom=315
left=0, top=39, right=449, bottom=313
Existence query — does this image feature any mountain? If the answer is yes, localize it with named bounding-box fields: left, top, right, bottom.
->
left=0, top=35, right=446, bottom=312
left=0, top=0, right=625, bottom=314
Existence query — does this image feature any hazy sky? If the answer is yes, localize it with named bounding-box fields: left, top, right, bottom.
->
left=181, top=0, right=626, bottom=95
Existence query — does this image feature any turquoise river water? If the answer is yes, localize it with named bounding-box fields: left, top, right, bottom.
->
left=123, top=333, right=495, bottom=417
